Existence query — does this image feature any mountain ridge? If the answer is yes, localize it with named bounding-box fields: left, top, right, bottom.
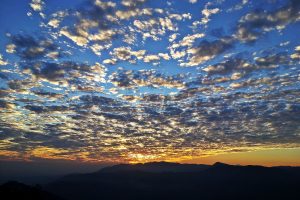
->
left=98, top=161, right=211, bottom=173
left=41, top=162, right=300, bottom=200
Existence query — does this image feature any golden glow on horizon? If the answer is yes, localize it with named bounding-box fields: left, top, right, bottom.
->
left=182, top=148, right=300, bottom=166
left=1, top=146, right=299, bottom=166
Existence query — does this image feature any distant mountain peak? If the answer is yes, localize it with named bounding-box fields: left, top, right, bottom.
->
left=137, top=161, right=181, bottom=166
left=213, top=162, right=230, bottom=166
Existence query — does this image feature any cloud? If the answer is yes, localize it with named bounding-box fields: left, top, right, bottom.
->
left=133, top=16, right=178, bottom=41
left=143, top=54, right=160, bottom=63
left=291, top=45, right=300, bottom=60
left=202, top=53, right=291, bottom=79
left=115, top=8, right=152, bottom=20
left=0, top=99, right=15, bottom=109
left=94, top=0, right=116, bottom=9
left=235, top=0, right=300, bottom=42
left=7, top=34, right=63, bottom=60
left=0, top=54, right=8, bottom=65
left=80, top=95, right=121, bottom=107
left=103, top=58, right=117, bottom=65
left=109, top=69, right=186, bottom=90
left=181, top=37, right=234, bottom=66
left=59, top=19, right=118, bottom=46
left=54, top=0, right=152, bottom=57
left=169, top=33, right=178, bottom=42
left=121, top=0, right=146, bottom=7
left=59, top=26, right=91, bottom=47
left=227, top=0, right=249, bottom=12
left=48, top=19, right=61, bottom=28
left=255, top=53, right=291, bottom=67
left=171, top=33, right=205, bottom=48
left=1, top=0, right=300, bottom=163
left=89, top=29, right=117, bottom=42
left=47, top=10, right=69, bottom=29
left=169, top=32, right=205, bottom=61
left=189, top=0, right=197, bottom=4
left=107, top=47, right=170, bottom=65
left=158, top=53, right=170, bottom=60
left=191, top=3, right=220, bottom=28
left=200, top=7, right=220, bottom=25
left=109, top=46, right=146, bottom=63
left=203, top=58, right=252, bottom=75
left=30, top=0, right=44, bottom=12
left=6, top=44, right=16, bottom=53
left=56, top=0, right=118, bottom=49
left=22, top=61, right=107, bottom=86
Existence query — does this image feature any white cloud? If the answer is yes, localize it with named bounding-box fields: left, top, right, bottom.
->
left=6, top=44, right=16, bottom=54
left=201, top=7, right=220, bottom=25
left=158, top=53, right=171, bottom=60
left=30, top=0, right=44, bottom=12
left=94, top=0, right=116, bottom=9
left=115, top=8, right=152, bottom=20
left=48, top=19, right=61, bottom=28
left=0, top=54, right=8, bottom=65
left=169, top=33, right=178, bottom=42
left=103, top=58, right=117, bottom=65
left=59, top=27, right=89, bottom=47
left=110, top=46, right=146, bottom=62
left=191, top=4, right=220, bottom=29
left=189, top=0, right=197, bottom=4
left=90, top=29, right=117, bottom=42
left=143, top=54, right=160, bottom=63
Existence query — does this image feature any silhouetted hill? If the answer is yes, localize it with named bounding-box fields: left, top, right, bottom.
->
left=44, top=162, right=300, bottom=200
left=0, top=181, right=64, bottom=200
left=99, top=161, right=210, bottom=173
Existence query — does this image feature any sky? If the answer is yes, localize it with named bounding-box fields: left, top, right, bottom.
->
left=0, top=0, right=300, bottom=167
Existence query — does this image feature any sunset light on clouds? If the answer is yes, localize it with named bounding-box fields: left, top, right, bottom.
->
left=0, top=0, right=300, bottom=166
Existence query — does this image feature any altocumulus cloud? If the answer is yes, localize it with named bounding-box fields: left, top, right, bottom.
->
left=0, top=0, right=299, bottom=163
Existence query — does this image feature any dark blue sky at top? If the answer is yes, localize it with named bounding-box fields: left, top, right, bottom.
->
left=0, top=0, right=299, bottom=163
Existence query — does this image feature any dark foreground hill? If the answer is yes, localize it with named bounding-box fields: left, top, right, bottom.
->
left=0, top=181, right=64, bottom=200
left=2, top=162, right=300, bottom=200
